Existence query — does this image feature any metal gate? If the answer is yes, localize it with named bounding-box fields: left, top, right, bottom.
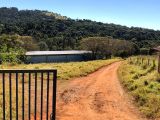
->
left=0, top=69, right=57, bottom=120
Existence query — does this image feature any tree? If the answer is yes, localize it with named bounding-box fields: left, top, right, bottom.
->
left=80, top=37, right=138, bottom=59
left=20, top=36, right=39, bottom=51
left=80, top=37, right=103, bottom=59
left=0, top=44, right=25, bottom=64
left=112, top=40, right=138, bottom=57
left=0, top=7, right=159, bottom=51
left=38, top=41, right=49, bottom=50
left=0, top=24, right=3, bottom=34
left=0, top=34, right=39, bottom=51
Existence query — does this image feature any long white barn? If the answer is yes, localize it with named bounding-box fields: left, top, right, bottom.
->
left=26, top=50, right=92, bottom=63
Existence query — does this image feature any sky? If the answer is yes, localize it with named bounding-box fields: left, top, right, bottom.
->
left=0, top=0, right=160, bottom=30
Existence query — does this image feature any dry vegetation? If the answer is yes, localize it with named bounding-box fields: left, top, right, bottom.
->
left=0, top=58, right=120, bottom=119
left=0, top=58, right=120, bottom=80
left=118, top=56, right=160, bottom=119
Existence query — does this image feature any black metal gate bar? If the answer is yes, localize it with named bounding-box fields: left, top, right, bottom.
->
left=9, top=73, right=12, bottom=120
left=34, top=72, right=37, bottom=120
left=28, top=73, right=31, bottom=120
left=16, top=72, right=18, bottom=120
left=2, top=73, right=5, bottom=120
left=0, top=69, right=57, bottom=120
left=52, top=71, right=57, bottom=120
left=46, top=72, right=50, bottom=120
left=22, top=73, right=25, bottom=120
left=40, top=72, right=44, bottom=120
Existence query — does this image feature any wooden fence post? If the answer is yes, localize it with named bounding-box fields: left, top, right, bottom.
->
left=158, top=53, right=160, bottom=73
left=142, top=58, right=144, bottom=64
left=147, top=59, right=150, bottom=66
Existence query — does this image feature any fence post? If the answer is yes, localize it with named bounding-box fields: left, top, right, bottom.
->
left=147, top=59, right=150, bottom=66
left=153, top=59, right=156, bottom=70
left=141, top=58, right=144, bottom=64
left=158, top=54, right=160, bottom=73
left=129, top=58, right=131, bottom=63
left=138, top=57, right=140, bottom=65
left=136, top=58, right=138, bottom=64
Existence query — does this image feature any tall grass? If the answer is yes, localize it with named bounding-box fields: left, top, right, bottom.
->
left=0, top=58, right=120, bottom=80
left=119, top=56, right=160, bottom=118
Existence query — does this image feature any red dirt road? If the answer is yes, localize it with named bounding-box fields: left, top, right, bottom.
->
left=56, top=62, right=146, bottom=120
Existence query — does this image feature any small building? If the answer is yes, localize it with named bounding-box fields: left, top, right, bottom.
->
left=26, top=50, right=92, bottom=63
left=153, top=46, right=160, bottom=52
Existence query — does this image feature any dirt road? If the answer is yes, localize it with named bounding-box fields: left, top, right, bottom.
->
left=56, top=62, right=145, bottom=120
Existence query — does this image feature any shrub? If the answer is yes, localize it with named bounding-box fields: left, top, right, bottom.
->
left=140, top=48, right=150, bottom=55
left=144, top=80, right=149, bottom=86
left=0, top=46, right=25, bottom=64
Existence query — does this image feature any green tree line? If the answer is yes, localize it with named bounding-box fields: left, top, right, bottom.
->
left=0, top=7, right=160, bottom=51
left=81, top=37, right=138, bottom=59
left=0, top=34, right=38, bottom=63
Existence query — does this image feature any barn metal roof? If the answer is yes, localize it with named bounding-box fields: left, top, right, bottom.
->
left=26, top=50, right=92, bottom=56
left=153, top=46, right=160, bottom=52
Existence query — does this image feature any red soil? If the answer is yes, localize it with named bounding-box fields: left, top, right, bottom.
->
left=31, top=62, right=146, bottom=120
left=56, top=62, right=146, bottom=120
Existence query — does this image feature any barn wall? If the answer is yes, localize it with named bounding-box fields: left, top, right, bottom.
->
left=27, top=55, right=46, bottom=63
left=26, top=54, right=91, bottom=63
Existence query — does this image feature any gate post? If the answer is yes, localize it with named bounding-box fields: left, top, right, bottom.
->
left=51, top=70, right=57, bottom=120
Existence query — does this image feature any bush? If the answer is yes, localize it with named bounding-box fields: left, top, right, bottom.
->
left=140, top=94, right=160, bottom=118
left=140, top=48, right=150, bottom=55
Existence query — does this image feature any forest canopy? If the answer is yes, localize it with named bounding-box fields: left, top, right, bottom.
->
left=80, top=37, right=138, bottom=59
left=0, top=7, right=160, bottom=51
left=0, top=7, right=160, bottom=63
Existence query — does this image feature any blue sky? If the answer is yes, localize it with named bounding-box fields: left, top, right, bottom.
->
left=0, top=0, right=160, bottom=30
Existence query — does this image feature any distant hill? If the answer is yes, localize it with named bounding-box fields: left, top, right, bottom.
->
left=0, top=7, right=160, bottom=50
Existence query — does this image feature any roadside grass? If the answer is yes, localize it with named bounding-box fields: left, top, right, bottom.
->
left=118, top=56, right=160, bottom=118
left=0, top=58, right=120, bottom=80
left=0, top=58, right=120, bottom=119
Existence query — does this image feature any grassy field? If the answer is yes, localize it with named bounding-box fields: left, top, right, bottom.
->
left=118, top=56, right=160, bottom=118
left=1, top=58, right=120, bottom=80
left=0, top=58, right=120, bottom=119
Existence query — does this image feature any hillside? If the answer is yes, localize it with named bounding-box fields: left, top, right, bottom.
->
left=0, top=7, right=160, bottom=50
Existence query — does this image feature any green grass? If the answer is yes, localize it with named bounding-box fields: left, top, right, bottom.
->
left=118, top=56, right=160, bottom=118
left=0, top=58, right=120, bottom=80
left=0, top=58, right=120, bottom=119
